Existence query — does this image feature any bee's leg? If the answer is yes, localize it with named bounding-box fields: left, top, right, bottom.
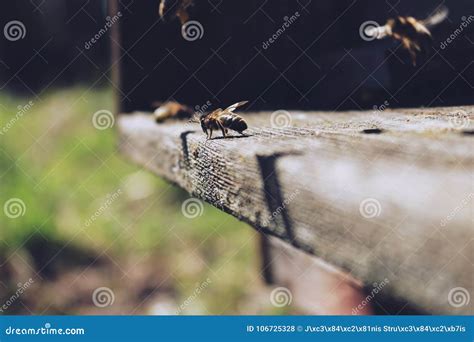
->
left=408, top=45, right=418, bottom=66
left=217, top=121, right=227, bottom=138
left=177, top=8, right=190, bottom=25
left=208, top=129, right=213, bottom=139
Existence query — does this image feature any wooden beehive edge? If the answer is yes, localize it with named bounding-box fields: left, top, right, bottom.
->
left=118, top=106, right=473, bottom=314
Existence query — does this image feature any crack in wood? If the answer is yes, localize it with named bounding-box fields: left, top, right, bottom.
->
left=179, top=130, right=195, bottom=169
left=361, top=128, right=385, bottom=134
left=257, top=153, right=299, bottom=245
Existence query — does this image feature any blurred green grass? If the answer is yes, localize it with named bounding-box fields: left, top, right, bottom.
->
left=0, top=87, right=281, bottom=314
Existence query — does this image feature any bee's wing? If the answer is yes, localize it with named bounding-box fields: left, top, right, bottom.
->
left=207, top=108, right=223, bottom=119
left=422, top=6, right=448, bottom=28
left=406, top=18, right=431, bottom=37
left=222, top=101, right=249, bottom=114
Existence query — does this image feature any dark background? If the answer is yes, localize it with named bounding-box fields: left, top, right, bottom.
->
left=0, top=0, right=472, bottom=315
left=1, top=0, right=473, bottom=112
left=0, top=1, right=109, bottom=94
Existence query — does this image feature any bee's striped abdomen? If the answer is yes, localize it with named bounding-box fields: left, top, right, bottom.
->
left=220, top=114, right=247, bottom=133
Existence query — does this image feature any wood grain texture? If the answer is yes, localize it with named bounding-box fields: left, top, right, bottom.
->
left=118, top=107, right=473, bottom=314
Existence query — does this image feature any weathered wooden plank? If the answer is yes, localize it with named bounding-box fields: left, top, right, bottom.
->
left=118, top=107, right=473, bottom=314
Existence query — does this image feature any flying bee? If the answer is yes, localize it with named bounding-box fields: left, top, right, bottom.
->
left=366, top=7, right=448, bottom=65
left=153, top=101, right=194, bottom=123
left=196, top=101, right=249, bottom=139
left=158, top=0, right=194, bottom=24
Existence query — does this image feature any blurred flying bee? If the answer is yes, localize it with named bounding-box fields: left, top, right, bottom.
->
left=196, top=101, right=249, bottom=139
left=159, top=0, right=194, bottom=24
left=153, top=101, right=194, bottom=123
left=366, top=7, right=448, bottom=65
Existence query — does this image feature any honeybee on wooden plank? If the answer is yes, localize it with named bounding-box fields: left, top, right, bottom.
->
left=366, top=7, right=448, bottom=65
left=153, top=101, right=194, bottom=123
left=158, top=0, right=194, bottom=24
left=197, top=101, right=249, bottom=139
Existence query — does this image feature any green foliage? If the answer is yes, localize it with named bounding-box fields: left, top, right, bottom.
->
left=0, top=88, right=283, bottom=314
